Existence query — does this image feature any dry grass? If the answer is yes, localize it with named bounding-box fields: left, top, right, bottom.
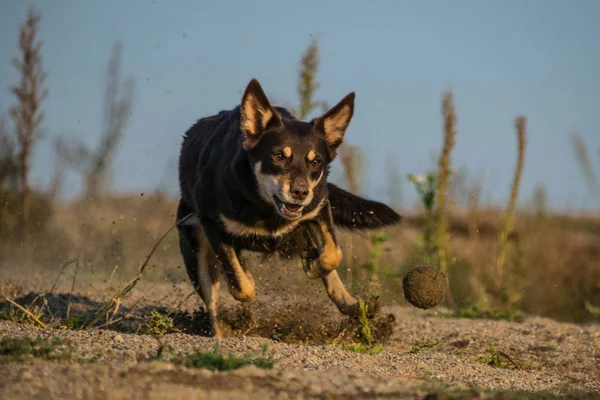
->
left=436, top=89, right=458, bottom=275
left=494, top=116, right=527, bottom=294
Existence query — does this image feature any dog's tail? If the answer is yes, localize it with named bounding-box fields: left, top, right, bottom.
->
left=327, top=183, right=402, bottom=230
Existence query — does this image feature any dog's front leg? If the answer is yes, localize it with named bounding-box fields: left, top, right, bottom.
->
left=320, top=269, right=357, bottom=316
left=321, top=270, right=381, bottom=319
left=302, top=201, right=343, bottom=279
left=293, top=206, right=381, bottom=319
left=203, top=221, right=256, bottom=303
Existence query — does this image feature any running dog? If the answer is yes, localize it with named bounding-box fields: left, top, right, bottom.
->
left=177, top=78, right=402, bottom=337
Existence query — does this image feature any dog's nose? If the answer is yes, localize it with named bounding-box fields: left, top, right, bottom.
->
left=291, top=181, right=309, bottom=201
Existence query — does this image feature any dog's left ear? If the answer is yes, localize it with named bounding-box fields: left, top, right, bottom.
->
left=240, top=78, right=282, bottom=150
left=314, top=92, right=355, bottom=159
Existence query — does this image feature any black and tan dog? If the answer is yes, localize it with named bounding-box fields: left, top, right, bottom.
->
left=177, top=79, right=401, bottom=337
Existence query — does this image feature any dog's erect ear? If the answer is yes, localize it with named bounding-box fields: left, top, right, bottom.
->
left=314, top=92, right=355, bottom=158
left=240, top=79, right=282, bottom=150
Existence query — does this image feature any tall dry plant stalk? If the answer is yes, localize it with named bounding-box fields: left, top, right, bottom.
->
left=295, top=38, right=328, bottom=120
left=0, top=117, right=18, bottom=238
left=495, top=116, right=527, bottom=291
left=570, top=131, right=600, bottom=208
left=86, top=41, right=135, bottom=199
left=9, top=6, right=48, bottom=231
left=435, top=90, right=457, bottom=274
left=0, top=116, right=18, bottom=192
left=57, top=41, right=135, bottom=200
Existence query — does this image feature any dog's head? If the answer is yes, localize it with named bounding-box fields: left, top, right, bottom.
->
left=239, top=78, right=355, bottom=220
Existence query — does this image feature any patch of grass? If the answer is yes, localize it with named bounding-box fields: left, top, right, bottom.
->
left=2, top=297, right=49, bottom=328
left=452, top=305, right=525, bottom=322
left=0, top=309, right=21, bottom=322
left=153, top=344, right=274, bottom=371
left=478, top=342, right=519, bottom=369
left=356, top=298, right=374, bottom=344
left=63, top=311, right=88, bottom=330
left=145, top=309, right=175, bottom=335
left=334, top=298, right=386, bottom=355
left=77, top=350, right=103, bottom=365
left=0, top=337, right=73, bottom=363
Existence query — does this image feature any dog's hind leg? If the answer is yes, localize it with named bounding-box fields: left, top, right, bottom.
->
left=177, top=201, right=222, bottom=337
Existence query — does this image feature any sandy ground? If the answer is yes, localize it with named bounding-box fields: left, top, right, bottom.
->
left=0, top=280, right=599, bottom=399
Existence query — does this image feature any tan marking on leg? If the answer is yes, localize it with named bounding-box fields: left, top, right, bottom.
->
left=283, top=146, right=292, bottom=158
left=321, top=270, right=357, bottom=317
left=318, top=220, right=342, bottom=273
left=222, top=245, right=256, bottom=303
left=196, top=226, right=222, bottom=338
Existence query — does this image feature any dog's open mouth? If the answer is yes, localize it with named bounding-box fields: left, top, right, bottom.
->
left=273, top=196, right=304, bottom=219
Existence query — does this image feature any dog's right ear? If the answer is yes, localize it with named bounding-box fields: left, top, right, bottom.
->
left=240, top=79, right=282, bottom=150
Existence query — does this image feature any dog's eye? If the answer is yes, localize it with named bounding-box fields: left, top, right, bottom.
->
left=310, top=158, right=321, bottom=167
left=272, top=152, right=284, bottom=162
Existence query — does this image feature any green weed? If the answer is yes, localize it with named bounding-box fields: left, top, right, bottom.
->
left=452, top=305, right=524, bottom=322
left=0, top=337, right=72, bottom=363
left=336, top=298, right=384, bottom=355
left=478, top=342, right=519, bottom=369
left=146, top=309, right=175, bottom=335
left=168, top=345, right=273, bottom=371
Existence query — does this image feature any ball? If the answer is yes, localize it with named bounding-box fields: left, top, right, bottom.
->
left=402, top=265, right=447, bottom=309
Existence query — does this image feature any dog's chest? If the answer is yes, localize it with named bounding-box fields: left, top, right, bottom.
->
left=219, top=214, right=298, bottom=239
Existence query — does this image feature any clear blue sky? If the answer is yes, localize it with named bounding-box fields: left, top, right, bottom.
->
left=1, top=0, right=599, bottom=211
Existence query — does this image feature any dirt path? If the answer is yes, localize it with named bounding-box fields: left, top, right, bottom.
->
left=0, top=280, right=599, bottom=399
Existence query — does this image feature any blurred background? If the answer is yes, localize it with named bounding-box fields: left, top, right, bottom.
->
left=0, top=1, right=599, bottom=324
